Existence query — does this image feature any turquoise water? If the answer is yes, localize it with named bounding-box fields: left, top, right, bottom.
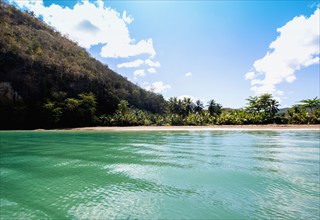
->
left=0, top=130, right=319, bottom=219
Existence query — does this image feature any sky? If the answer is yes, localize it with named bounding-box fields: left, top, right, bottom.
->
left=8, top=0, right=320, bottom=108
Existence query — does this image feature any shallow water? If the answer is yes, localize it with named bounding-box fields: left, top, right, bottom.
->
left=0, top=130, right=319, bottom=219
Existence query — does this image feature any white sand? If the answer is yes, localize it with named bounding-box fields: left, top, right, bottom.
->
left=71, top=124, right=320, bottom=131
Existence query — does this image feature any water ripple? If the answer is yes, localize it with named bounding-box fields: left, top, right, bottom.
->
left=1, top=130, right=319, bottom=219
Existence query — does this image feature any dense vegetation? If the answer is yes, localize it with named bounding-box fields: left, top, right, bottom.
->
left=0, top=2, right=319, bottom=129
left=0, top=2, right=166, bottom=129
left=96, top=95, right=319, bottom=126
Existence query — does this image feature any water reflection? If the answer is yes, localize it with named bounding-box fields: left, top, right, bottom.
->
left=1, top=130, right=319, bottom=219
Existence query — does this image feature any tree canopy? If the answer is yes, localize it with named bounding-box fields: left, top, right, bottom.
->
left=0, top=2, right=319, bottom=129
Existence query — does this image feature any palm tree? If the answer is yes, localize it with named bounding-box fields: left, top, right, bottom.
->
left=194, top=100, right=204, bottom=114
left=182, top=97, right=194, bottom=116
left=268, top=99, right=279, bottom=117
left=246, top=94, right=279, bottom=121
left=207, top=99, right=222, bottom=116
left=168, top=97, right=187, bottom=116
left=168, top=97, right=180, bottom=114
left=258, top=93, right=272, bottom=113
left=299, top=97, right=320, bottom=113
left=246, top=96, right=260, bottom=113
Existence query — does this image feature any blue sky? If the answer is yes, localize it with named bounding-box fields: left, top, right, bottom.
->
left=8, top=0, right=320, bottom=108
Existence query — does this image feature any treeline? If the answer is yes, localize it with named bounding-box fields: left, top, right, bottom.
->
left=97, top=94, right=319, bottom=127
left=0, top=3, right=319, bottom=129
left=3, top=92, right=317, bottom=129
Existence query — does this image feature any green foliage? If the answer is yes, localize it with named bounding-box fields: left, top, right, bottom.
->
left=208, top=99, right=222, bottom=116
left=246, top=96, right=260, bottom=113
left=0, top=3, right=319, bottom=129
left=0, top=3, right=166, bottom=128
left=43, top=100, right=62, bottom=125
left=299, top=97, right=320, bottom=113
left=41, top=92, right=97, bottom=127
left=245, top=94, right=280, bottom=122
left=194, top=100, right=204, bottom=114
left=185, top=113, right=207, bottom=125
left=286, top=104, right=320, bottom=124
left=168, top=97, right=194, bottom=117
left=117, top=100, right=129, bottom=116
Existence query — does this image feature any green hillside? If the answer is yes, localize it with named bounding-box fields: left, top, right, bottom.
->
left=0, top=2, right=166, bottom=129
left=1, top=2, right=318, bottom=129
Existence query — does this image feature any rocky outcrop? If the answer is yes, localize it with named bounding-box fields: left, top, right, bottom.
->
left=0, top=82, right=22, bottom=101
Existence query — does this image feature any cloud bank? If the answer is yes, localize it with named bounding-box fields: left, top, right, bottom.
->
left=10, top=0, right=156, bottom=58
left=10, top=0, right=165, bottom=89
left=245, top=8, right=320, bottom=97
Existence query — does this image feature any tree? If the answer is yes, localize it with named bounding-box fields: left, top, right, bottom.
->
left=43, top=101, right=62, bottom=125
left=194, top=100, right=204, bottom=114
left=246, top=96, right=260, bottom=113
left=78, top=92, right=97, bottom=124
left=268, top=99, right=279, bottom=117
left=299, top=97, right=320, bottom=113
left=287, top=105, right=308, bottom=124
left=62, top=97, right=81, bottom=126
left=56, top=93, right=98, bottom=126
left=258, top=94, right=280, bottom=120
left=245, top=94, right=280, bottom=122
left=182, top=97, right=194, bottom=116
left=258, top=94, right=272, bottom=113
left=117, top=100, right=129, bottom=116
left=207, top=99, right=222, bottom=116
left=168, top=97, right=184, bottom=115
left=168, top=97, right=178, bottom=114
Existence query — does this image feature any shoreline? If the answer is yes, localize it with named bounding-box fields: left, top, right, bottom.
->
left=70, top=124, right=320, bottom=131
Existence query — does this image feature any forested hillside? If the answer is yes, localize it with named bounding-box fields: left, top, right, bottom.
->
left=0, top=2, right=166, bottom=129
left=1, top=2, right=319, bottom=129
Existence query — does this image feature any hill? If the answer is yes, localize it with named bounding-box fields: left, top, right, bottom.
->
left=0, top=2, right=166, bottom=129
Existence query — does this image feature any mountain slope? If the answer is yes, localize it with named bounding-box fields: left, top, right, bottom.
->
left=0, top=2, right=166, bottom=128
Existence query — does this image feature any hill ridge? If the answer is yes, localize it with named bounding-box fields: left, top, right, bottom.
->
left=0, top=2, right=166, bottom=128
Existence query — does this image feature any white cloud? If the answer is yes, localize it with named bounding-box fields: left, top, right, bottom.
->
left=185, top=72, right=192, bottom=77
left=117, top=59, right=144, bottom=68
left=117, top=60, right=160, bottom=72
left=244, top=71, right=256, bottom=80
left=145, top=59, right=161, bottom=67
left=147, top=68, right=156, bottom=73
left=133, top=69, right=145, bottom=77
left=145, top=81, right=171, bottom=93
left=122, top=11, right=133, bottom=24
left=101, top=39, right=155, bottom=58
left=245, top=8, right=320, bottom=97
left=10, top=0, right=156, bottom=58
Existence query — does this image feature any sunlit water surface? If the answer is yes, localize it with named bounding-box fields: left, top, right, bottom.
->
left=1, top=130, right=319, bottom=219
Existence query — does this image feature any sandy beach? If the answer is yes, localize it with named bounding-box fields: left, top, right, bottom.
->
left=71, top=124, right=320, bottom=131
